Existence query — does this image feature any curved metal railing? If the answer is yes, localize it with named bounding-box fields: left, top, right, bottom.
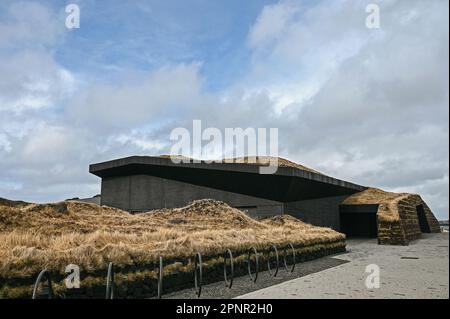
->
left=247, top=247, right=259, bottom=283
left=283, top=243, right=296, bottom=273
left=105, top=262, right=114, bottom=299
left=32, top=269, right=54, bottom=299
left=267, top=245, right=279, bottom=277
left=157, top=256, right=163, bottom=299
left=30, top=243, right=299, bottom=299
left=194, top=252, right=203, bottom=298
left=223, top=249, right=234, bottom=288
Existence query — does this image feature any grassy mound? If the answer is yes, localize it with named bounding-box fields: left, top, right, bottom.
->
left=342, top=188, right=409, bottom=222
left=342, top=188, right=440, bottom=245
left=0, top=198, right=345, bottom=298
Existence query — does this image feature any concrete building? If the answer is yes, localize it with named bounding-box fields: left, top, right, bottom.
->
left=90, top=156, right=440, bottom=244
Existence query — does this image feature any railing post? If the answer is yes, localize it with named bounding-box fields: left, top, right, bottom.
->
left=32, top=269, right=53, bottom=299
left=267, top=245, right=279, bottom=277
left=224, top=249, right=234, bottom=288
left=247, top=247, right=259, bottom=283
left=105, top=262, right=114, bottom=299
left=157, top=256, right=163, bottom=299
left=194, top=252, right=203, bottom=298
left=283, top=243, right=296, bottom=273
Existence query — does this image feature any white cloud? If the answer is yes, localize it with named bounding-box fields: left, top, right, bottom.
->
left=248, top=2, right=300, bottom=49
left=116, top=133, right=168, bottom=152
left=0, top=1, right=64, bottom=49
left=0, top=1, right=83, bottom=201
left=67, top=63, right=204, bottom=131
left=247, top=0, right=449, bottom=218
left=0, top=0, right=447, bottom=222
left=0, top=133, right=12, bottom=152
left=0, top=50, right=76, bottom=112
left=21, top=124, right=74, bottom=162
left=0, top=1, right=75, bottom=113
left=243, top=1, right=373, bottom=113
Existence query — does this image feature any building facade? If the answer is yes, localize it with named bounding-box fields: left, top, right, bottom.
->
left=90, top=156, right=440, bottom=244
left=90, top=156, right=365, bottom=231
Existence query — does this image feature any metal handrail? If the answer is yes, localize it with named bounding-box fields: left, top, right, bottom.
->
left=283, top=243, right=296, bottom=273
left=223, top=249, right=234, bottom=288
left=194, top=252, right=203, bottom=298
left=267, top=245, right=279, bottom=277
left=31, top=243, right=298, bottom=299
left=247, top=247, right=259, bottom=283
left=157, top=256, right=163, bottom=299
left=32, top=269, right=54, bottom=299
left=105, top=262, right=114, bottom=299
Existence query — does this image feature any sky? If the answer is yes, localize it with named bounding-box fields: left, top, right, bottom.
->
left=0, top=0, right=448, bottom=219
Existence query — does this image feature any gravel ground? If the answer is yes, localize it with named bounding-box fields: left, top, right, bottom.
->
left=238, top=233, right=449, bottom=299
left=161, top=253, right=349, bottom=299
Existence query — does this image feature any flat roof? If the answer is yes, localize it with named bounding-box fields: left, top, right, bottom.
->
left=90, top=156, right=366, bottom=202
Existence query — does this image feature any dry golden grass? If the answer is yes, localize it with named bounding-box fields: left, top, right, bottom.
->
left=225, top=156, right=323, bottom=174
left=0, top=198, right=343, bottom=279
left=342, top=187, right=410, bottom=205
left=342, top=188, right=414, bottom=222
left=159, top=155, right=323, bottom=174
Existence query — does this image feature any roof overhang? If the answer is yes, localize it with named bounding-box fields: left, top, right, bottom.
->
left=89, top=156, right=366, bottom=202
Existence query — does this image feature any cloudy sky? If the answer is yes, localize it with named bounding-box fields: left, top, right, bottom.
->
left=0, top=0, right=448, bottom=219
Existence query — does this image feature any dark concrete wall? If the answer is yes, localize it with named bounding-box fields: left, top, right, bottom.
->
left=284, top=196, right=350, bottom=230
left=101, top=175, right=131, bottom=211
left=101, top=174, right=283, bottom=219
left=101, top=175, right=353, bottom=228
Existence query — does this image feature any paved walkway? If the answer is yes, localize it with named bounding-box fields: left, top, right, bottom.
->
left=163, top=253, right=348, bottom=299
left=237, top=233, right=449, bottom=299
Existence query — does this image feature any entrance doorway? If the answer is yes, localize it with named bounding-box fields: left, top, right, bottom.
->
left=339, top=205, right=379, bottom=238
left=416, top=204, right=430, bottom=233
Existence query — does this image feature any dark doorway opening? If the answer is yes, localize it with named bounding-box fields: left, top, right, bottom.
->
left=416, top=204, right=430, bottom=233
left=339, top=205, right=378, bottom=238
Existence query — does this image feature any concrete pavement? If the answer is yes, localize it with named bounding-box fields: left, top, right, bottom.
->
left=237, top=233, right=449, bottom=299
